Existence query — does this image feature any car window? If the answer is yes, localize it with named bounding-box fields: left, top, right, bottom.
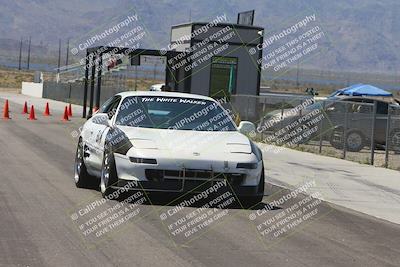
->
left=390, top=105, right=400, bottom=115
left=107, top=96, right=121, bottom=119
left=352, top=99, right=389, bottom=115
left=115, top=96, right=236, bottom=131
left=344, top=98, right=363, bottom=103
left=100, top=97, right=115, bottom=113
left=340, top=98, right=376, bottom=114
left=347, top=103, right=372, bottom=114
left=376, top=101, right=388, bottom=115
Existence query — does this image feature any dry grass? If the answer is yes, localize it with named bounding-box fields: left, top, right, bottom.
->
left=125, top=78, right=163, bottom=91
left=295, top=142, right=400, bottom=171
left=0, top=67, right=34, bottom=88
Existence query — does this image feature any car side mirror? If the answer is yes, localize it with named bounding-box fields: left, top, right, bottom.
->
left=92, top=113, right=111, bottom=127
left=238, top=121, right=256, bottom=135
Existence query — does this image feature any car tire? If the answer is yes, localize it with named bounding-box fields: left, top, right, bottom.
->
left=389, top=129, right=400, bottom=152
left=74, top=138, right=93, bottom=188
left=100, top=144, right=119, bottom=199
left=345, top=130, right=365, bottom=152
left=239, top=166, right=265, bottom=208
left=330, top=128, right=365, bottom=152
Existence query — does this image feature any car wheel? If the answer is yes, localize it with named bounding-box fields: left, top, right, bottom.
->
left=346, top=131, right=365, bottom=152
left=100, top=144, right=119, bottom=199
left=239, top=165, right=265, bottom=208
left=74, top=138, right=92, bottom=188
left=330, top=128, right=365, bottom=152
left=389, top=129, right=400, bottom=152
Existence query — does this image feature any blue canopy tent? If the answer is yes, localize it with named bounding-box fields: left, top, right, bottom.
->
left=329, top=84, right=393, bottom=98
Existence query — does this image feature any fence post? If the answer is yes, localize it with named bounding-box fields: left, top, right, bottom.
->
left=384, top=105, right=391, bottom=168
left=246, top=96, right=251, bottom=121
left=88, top=56, right=96, bottom=117
left=370, top=101, right=377, bottom=165
left=343, top=102, right=348, bottom=159
left=82, top=51, right=89, bottom=118
left=68, top=84, right=72, bottom=100
left=319, top=101, right=325, bottom=154
left=262, top=101, right=266, bottom=141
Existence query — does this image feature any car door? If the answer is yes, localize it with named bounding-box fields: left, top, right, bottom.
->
left=84, top=96, right=121, bottom=172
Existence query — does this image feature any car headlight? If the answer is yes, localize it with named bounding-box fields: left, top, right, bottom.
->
left=235, top=142, right=262, bottom=169
left=236, top=162, right=258, bottom=169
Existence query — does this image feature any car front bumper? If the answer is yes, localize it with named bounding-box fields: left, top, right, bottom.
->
left=113, top=149, right=263, bottom=195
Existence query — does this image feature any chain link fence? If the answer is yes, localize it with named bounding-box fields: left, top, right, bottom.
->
left=228, top=94, right=400, bottom=171
left=43, top=55, right=165, bottom=106
left=386, top=105, right=400, bottom=170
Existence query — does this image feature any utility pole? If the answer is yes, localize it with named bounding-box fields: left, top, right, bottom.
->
left=296, top=61, right=300, bottom=91
left=65, top=38, right=69, bottom=71
left=27, top=36, right=31, bottom=70
left=57, top=39, right=61, bottom=73
left=18, top=37, right=22, bottom=70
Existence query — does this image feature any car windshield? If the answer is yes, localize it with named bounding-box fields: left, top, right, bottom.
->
left=115, top=96, right=236, bottom=131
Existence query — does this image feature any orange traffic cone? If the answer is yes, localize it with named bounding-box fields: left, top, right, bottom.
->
left=68, top=103, right=72, bottom=117
left=62, top=106, right=69, bottom=121
left=22, top=101, right=28, bottom=114
left=3, top=99, right=11, bottom=120
left=28, top=105, right=36, bottom=120
left=43, top=102, right=51, bottom=116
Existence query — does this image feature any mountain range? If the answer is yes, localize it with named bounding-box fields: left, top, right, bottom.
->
left=0, top=0, right=399, bottom=74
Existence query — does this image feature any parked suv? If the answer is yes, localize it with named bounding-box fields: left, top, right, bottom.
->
left=321, top=97, right=400, bottom=152
left=260, top=96, right=400, bottom=153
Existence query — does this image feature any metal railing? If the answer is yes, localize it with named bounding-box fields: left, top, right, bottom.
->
left=227, top=94, right=400, bottom=170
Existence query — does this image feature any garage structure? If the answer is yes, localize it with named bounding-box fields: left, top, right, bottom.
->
left=83, top=18, right=264, bottom=118
left=169, top=22, right=264, bottom=98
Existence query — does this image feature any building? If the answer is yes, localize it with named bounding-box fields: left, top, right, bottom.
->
left=83, top=15, right=264, bottom=116
left=167, top=22, right=264, bottom=98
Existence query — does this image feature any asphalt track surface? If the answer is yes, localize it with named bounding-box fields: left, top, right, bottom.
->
left=1, top=98, right=400, bottom=267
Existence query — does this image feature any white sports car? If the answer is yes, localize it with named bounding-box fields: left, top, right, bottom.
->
left=74, top=91, right=265, bottom=205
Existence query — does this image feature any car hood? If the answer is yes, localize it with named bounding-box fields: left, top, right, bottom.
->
left=117, top=126, right=251, bottom=154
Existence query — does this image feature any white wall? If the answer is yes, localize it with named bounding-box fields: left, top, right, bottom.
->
left=21, top=82, right=43, bottom=98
